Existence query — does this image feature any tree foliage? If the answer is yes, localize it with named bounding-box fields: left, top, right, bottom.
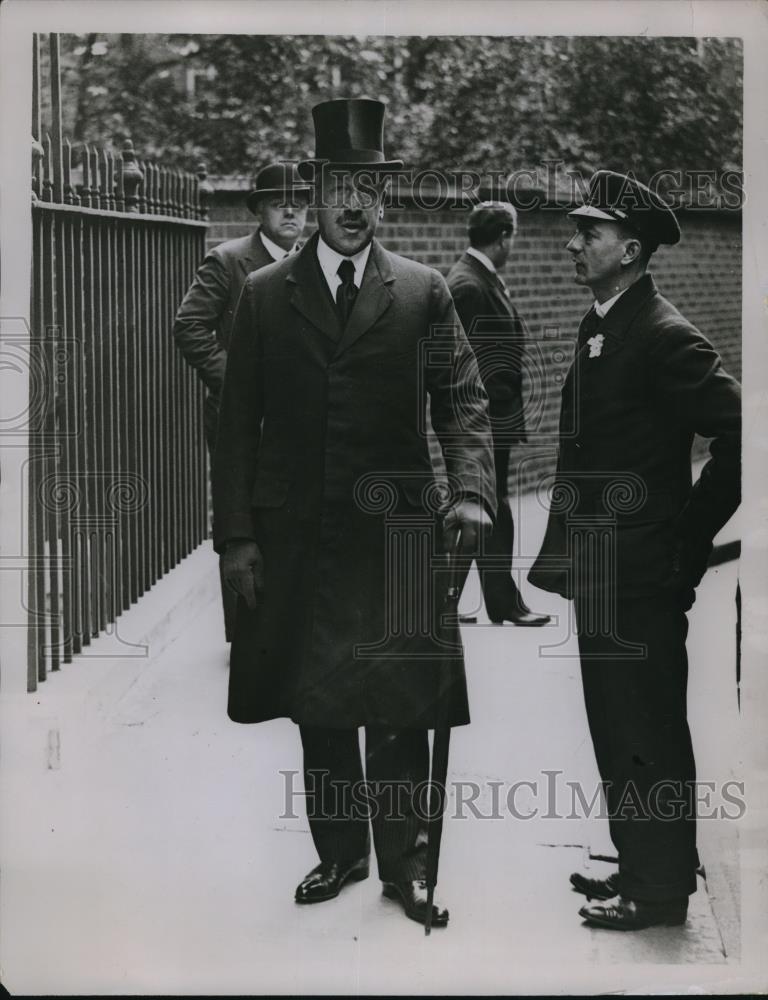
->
left=45, top=33, right=742, bottom=183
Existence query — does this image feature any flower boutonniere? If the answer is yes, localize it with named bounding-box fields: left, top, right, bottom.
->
left=587, top=333, right=605, bottom=358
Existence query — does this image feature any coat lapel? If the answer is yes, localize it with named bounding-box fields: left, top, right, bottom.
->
left=574, top=272, right=658, bottom=365
left=286, top=232, right=342, bottom=343
left=334, top=239, right=395, bottom=356
left=238, top=228, right=273, bottom=275
left=462, top=252, right=507, bottom=308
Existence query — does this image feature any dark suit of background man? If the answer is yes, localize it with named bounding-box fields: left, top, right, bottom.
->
left=173, top=164, right=311, bottom=641
left=529, top=171, right=741, bottom=931
left=212, top=99, right=495, bottom=928
left=447, top=203, right=550, bottom=626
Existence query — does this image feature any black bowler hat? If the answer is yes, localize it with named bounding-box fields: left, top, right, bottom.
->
left=246, top=163, right=312, bottom=215
left=569, top=170, right=681, bottom=249
left=297, top=98, right=404, bottom=180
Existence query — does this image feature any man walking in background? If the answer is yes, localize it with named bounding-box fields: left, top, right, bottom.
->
left=173, top=162, right=311, bottom=640
left=447, top=202, right=550, bottom=626
left=529, top=171, right=741, bottom=930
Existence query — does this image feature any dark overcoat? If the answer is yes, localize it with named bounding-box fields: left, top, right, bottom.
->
left=213, top=234, right=496, bottom=728
left=446, top=251, right=526, bottom=441
left=528, top=273, right=741, bottom=600
left=173, top=227, right=274, bottom=392
left=173, top=228, right=274, bottom=448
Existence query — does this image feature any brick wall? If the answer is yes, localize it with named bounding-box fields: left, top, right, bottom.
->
left=206, top=193, right=741, bottom=493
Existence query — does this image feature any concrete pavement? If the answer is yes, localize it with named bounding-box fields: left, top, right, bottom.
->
left=0, top=490, right=747, bottom=994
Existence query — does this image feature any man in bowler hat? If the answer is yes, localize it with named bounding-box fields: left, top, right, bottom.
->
left=447, top=202, right=550, bottom=626
left=173, top=163, right=311, bottom=641
left=529, top=171, right=741, bottom=930
left=212, top=99, right=495, bottom=927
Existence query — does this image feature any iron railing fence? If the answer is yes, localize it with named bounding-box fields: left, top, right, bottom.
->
left=28, top=33, right=211, bottom=690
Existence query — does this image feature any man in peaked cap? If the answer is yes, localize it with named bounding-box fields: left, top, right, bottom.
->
left=529, top=170, right=741, bottom=930
left=447, top=201, right=551, bottom=627
left=173, top=162, right=310, bottom=642
left=212, top=98, right=495, bottom=927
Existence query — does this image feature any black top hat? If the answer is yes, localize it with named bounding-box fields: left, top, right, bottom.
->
left=246, top=163, right=312, bottom=216
left=569, top=170, right=680, bottom=249
left=297, top=98, right=404, bottom=180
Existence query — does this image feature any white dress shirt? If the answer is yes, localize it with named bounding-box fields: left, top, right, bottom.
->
left=594, top=288, right=628, bottom=318
left=466, top=246, right=497, bottom=274
left=259, top=229, right=293, bottom=262
left=316, top=235, right=372, bottom=298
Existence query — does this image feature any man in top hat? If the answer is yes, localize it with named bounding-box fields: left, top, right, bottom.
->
left=447, top=201, right=551, bottom=626
left=529, top=170, right=741, bottom=930
left=173, top=162, right=311, bottom=641
left=212, top=98, right=495, bottom=927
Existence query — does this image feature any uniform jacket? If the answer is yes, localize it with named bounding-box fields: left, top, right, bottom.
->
left=529, top=273, right=741, bottom=600
left=213, top=233, right=496, bottom=728
left=173, top=228, right=274, bottom=396
left=446, top=251, right=526, bottom=439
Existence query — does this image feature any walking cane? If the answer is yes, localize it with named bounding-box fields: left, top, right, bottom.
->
left=424, top=530, right=464, bottom=935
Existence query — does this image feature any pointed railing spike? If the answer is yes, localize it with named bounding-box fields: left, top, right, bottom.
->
left=136, top=159, right=147, bottom=213
left=167, top=167, right=175, bottom=216
left=154, top=165, right=162, bottom=215
left=120, top=139, right=144, bottom=213
left=32, top=135, right=44, bottom=202
left=152, top=165, right=160, bottom=215
left=178, top=168, right=186, bottom=217
left=108, top=150, right=117, bottom=210
left=142, top=162, right=151, bottom=213
left=42, top=133, right=53, bottom=202
left=90, top=146, right=102, bottom=204
left=32, top=35, right=42, bottom=199
left=63, top=137, right=78, bottom=205
left=174, top=169, right=182, bottom=217
left=101, top=149, right=113, bottom=210
left=160, top=167, right=173, bottom=216
left=80, top=144, right=91, bottom=208
left=196, top=162, right=213, bottom=221
left=114, top=151, right=125, bottom=212
left=172, top=168, right=181, bottom=217
left=49, top=33, right=64, bottom=204
left=191, top=171, right=200, bottom=220
left=148, top=162, right=156, bottom=214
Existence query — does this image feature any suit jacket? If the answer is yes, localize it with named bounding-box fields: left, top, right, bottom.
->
left=446, top=251, right=526, bottom=438
left=172, top=227, right=274, bottom=395
left=213, top=233, right=496, bottom=728
left=528, top=273, right=741, bottom=600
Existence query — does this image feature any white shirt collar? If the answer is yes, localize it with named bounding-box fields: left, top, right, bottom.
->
left=466, top=246, right=496, bottom=274
left=259, top=228, right=293, bottom=262
left=594, top=288, right=627, bottom=318
left=316, top=235, right=372, bottom=296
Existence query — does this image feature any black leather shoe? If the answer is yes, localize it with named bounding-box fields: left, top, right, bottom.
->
left=570, top=870, right=621, bottom=900
left=579, top=895, right=688, bottom=930
left=382, top=880, right=449, bottom=927
left=488, top=604, right=551, bottom=626
left=294, top=858, right=369, bottom=904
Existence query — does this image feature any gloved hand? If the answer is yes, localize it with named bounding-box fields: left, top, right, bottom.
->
left=442, top=499, right=493, bottom=556
left=221, top=539, right=264, bottom=610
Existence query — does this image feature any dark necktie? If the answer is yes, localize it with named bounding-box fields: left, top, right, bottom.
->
left=335, top=259, right=357, bottom=328
left=577, top=306, right=602, bottom=350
